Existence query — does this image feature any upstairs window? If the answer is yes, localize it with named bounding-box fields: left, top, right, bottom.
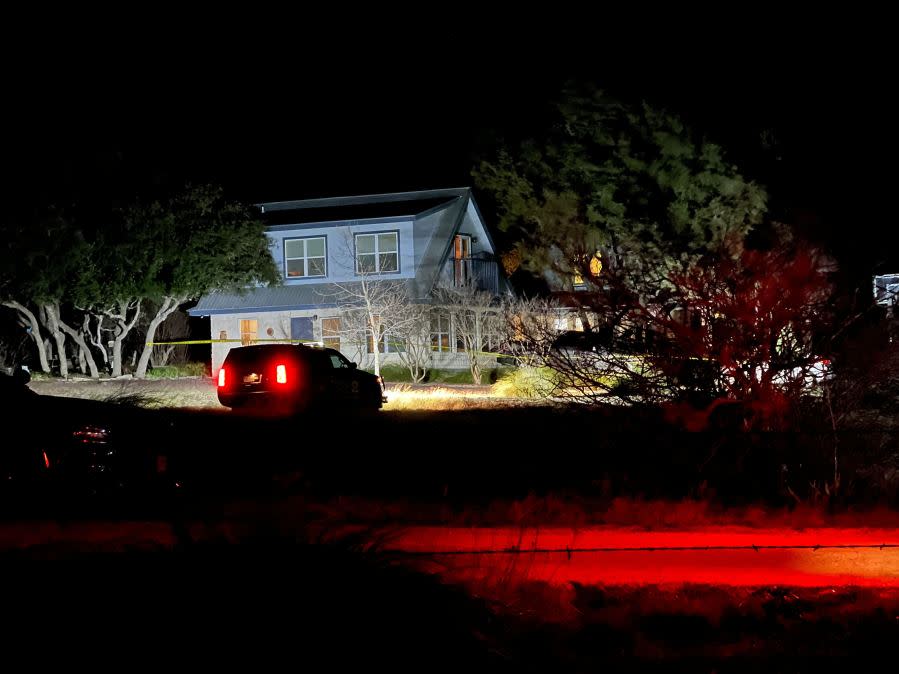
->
left=355, top=232, right=399, bottom=274
left=285, top=237, right=327, bottom=278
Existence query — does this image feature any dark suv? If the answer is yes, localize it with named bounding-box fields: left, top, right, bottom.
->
left=216, top=344, right=386, bottom=412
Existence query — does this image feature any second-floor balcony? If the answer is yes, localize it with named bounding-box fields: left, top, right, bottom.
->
left=450, top=253, right=501, bottom=296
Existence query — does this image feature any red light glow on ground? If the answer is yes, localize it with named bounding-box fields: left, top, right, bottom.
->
left=385, top=527, right=899, bottom=588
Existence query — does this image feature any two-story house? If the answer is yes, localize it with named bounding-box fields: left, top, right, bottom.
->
left=189, top=188, right=507, bottom=373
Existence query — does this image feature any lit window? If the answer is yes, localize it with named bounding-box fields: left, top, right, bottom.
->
left=239, top=319, right=258, bottom=346
left=356, top=232, right=398, bottom=274
left=453, top=234, right=472, bottom=286
left=573, top=251, right=602, bottom=287
left=285, top=237, right=327, bottom=278
left=430, top=311, right=451, bottom=352
left=321, top=317, right=341, bottom=350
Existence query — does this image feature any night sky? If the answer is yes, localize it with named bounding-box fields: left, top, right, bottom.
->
left=5, top=16, right=896, bottom=282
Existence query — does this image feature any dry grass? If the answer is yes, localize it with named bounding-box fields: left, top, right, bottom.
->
left=385, top=384, right=546, bottom=411
left=28, top=377, right=546, bottom=412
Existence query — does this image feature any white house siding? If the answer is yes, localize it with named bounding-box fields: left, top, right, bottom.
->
left=209, top=309, right=409, bottom=374
left=267, top=220, right=416, bottom=286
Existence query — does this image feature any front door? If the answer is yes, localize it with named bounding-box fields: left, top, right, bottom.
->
left=291, top=317, right=314, bottom=343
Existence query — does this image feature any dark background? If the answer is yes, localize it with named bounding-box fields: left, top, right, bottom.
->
left=4, top=14, right=895, bottom=284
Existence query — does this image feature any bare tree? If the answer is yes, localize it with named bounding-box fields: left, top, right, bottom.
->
left=321, top=232, right=417, bottom=377
left=433, top=284, right=502, bottom=385
left=392, top=303, right=431, bottom=383
left=325, top=277, right=414, bottom=377
left=505, top=294, right=667, bottom=405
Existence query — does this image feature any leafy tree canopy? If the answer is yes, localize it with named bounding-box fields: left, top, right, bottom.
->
left=473, top=85, right=768, bottom=287
left=121, top=184, right=280, bottom=302
left=0, top=209, right=93, bottom=305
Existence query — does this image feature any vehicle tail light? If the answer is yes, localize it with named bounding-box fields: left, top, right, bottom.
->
left=218, top=367, right=227, bottom=387
left=276, top=363, right=288, bottom=384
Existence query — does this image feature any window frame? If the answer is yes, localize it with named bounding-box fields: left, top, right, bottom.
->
left=354, top=230, right=400, bottom=275
left=453, top=234, right=472, bottom=287
left=284, top=236, right=328, bottom=279
left=326, top=350, right=352, bottom=369
left=239, top=319, right=258, bottom=346
left=321, top=317, right=341, bottom=351
left=430, top=310, right=451, bottom=353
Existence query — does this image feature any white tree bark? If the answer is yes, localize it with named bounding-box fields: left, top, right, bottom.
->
left=42, top=302, right=68, bottom=378
left=84, top=314, right=109, bottom=368
left=2, top=300, right=51, bottom=373
left=102, top=299, right=141, bottom=377
left=135, top=296, right=184, bottom=379
left=55, top=311, right=100, bottom=378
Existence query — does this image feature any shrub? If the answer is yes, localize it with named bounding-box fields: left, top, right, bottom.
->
left=372, top=366, right=514, bottom=386
left=146, top=362, right=208, bottom=379
left=491, top=366, right=559, bottom=398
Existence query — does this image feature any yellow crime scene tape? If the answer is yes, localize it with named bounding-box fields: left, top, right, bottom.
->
left=147, top=338, right=516, bottom=360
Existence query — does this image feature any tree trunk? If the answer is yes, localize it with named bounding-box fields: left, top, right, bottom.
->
left=577, top=307, right=592, bottom=333
left=113, top=339, right=124, bottom=377
left=468, top=342, right=482, bottom=385
left=151, top=344, right=176, bottom=368
left=56, top=314, right=100, bottom=378
left=84, top=314, right=109, bottom=369
left=371, top=334, right=381, bottom=376
left=2, top=300, right=51, bottom=373
left=135, top=297, right=183, bottom=379
left=42, top=303, right=68, bottom=378
left=104, top=299, right=141, bottom=377
left=367, top=312, right=381, bottom=377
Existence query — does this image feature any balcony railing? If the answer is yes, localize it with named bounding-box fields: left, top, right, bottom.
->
left=450, top=254, right=501, bottom=295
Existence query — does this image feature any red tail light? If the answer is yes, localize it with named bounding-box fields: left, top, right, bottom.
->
left=218, top=367, right=227, bottom=387
left=276, top=363, right=287, bottom=384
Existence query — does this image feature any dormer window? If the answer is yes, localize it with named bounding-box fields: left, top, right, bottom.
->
left=285, top=237, right=327, bottom=278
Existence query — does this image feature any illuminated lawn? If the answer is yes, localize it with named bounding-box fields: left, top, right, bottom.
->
left=27, top=376, right=545, bottom=411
